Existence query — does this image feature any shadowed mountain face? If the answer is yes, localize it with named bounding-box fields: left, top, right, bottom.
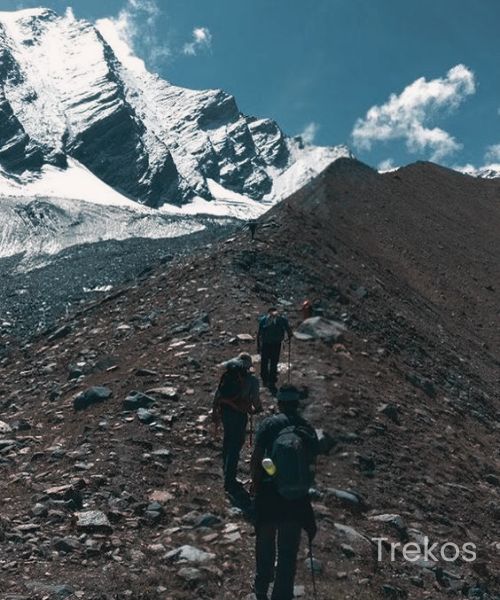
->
left=282, top=159, right=500, bottom=358
left=0, top=8, right=349, bottom=207
left=0, top=158, right=500, bottom=598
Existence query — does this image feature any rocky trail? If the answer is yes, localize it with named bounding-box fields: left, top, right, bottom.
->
left=0, top=159, right=500, bottom=599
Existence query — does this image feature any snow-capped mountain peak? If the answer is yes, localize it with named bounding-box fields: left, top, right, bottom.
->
left=0, top=7, right=350, bottom=212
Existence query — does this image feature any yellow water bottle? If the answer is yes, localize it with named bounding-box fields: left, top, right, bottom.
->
left=262, top=457, right=277, bottom=476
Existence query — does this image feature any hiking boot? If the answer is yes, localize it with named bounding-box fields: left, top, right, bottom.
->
left=251, top=584, right=269, bottom=600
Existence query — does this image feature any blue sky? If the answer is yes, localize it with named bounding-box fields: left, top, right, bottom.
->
left=5, top=0, right=500, bottom=169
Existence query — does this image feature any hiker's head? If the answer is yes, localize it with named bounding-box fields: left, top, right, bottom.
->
left=268, top=307, right=279, bottom=321
left=222, top=352, right=252, bottom=371
left=276, top=384, right=301, bottom=413
left=236, top=352, right=253, bottom=370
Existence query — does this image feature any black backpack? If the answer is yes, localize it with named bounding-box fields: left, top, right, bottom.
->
left=217, top=364, right=246, bottom=404
left=271, top=425, right=315, bottom=500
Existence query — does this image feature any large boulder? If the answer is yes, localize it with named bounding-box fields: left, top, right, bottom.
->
left=293, top=317, right=346, bottom=343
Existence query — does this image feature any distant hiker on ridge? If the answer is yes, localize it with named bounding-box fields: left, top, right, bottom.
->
left=257, top=307, right=292, bottom=395
left=248, top=220, right=258, bottom=241
left=212, top=352, right=262, bottom=502
left=250, top=384, right=319, bottom=600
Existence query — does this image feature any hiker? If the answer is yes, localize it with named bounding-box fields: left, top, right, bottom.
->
left=248, top=220, right=258, bottom=241
left=250, top=385, right=319, bottom=600
left=212, top=352, right=262, bottom=498
left=257, top=307, right=292, bottom=395
left=301, top=299, right=313, bottom=321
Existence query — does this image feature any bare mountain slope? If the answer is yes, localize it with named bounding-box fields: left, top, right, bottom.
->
left=0, top=159, right=500, bottom=599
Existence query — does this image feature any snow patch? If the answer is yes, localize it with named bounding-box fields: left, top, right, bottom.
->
left=0, top=159, right=144, bottom=209
left=159, top=179, right=271, bottom=219
left=453, top=163, right=500, bottom=179
left=265, top=143, right=352, bottom=201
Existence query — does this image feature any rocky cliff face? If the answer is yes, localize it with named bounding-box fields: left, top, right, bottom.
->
left=0, top=8, right=350, bottom=208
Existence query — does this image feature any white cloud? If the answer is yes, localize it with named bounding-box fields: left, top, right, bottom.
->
left=183, top=27, right=212, bottom=56
left=378, top=158, right=397, bottom=172
left=485, top=144, right=500, bottom=162
left=299, top=122, right=319, bottom=145
left=352, top=64, right=476, bottom=161
left=96, top=0, right=170, bottom=74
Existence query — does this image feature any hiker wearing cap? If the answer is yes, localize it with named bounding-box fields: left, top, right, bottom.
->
left=212, top=352, right=262, bottom=497
left=250, top=385, right=319, bottom=600
left=257, top=307, right=293, bottom=395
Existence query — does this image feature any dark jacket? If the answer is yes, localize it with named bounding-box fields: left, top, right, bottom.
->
left=257, top=315, right=292, bottom=346
left=251, top=412, right=319, bottom=536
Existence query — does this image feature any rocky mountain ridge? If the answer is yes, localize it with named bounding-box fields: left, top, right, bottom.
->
left=0, top=159, right=499, bottom=599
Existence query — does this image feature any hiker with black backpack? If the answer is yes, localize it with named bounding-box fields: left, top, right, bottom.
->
left=212, top=352, right=262, bottom=500
left=257, top=307, right=293, bottom=396
left=250, top=385, right=319, bottom=600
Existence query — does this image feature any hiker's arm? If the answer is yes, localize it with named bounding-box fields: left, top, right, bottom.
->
left=250, top=444, right=265, bottom=492
left=250, top=422, right=268, bottom=493
left=211, top=390, right=221, bottom=425
left=257, top=323, right=262, bottom=351
left=309, top=426, right=321, bottom=458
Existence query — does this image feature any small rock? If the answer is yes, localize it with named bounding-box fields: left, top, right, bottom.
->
left=151, top=448, right=172, bottom=461
left=177, top=566, right=205, bottom=583
left=136, top=368, right=158, bottom=377
left=25, top=582, right=74, bottom=599
left=149, top=490, right=175, bottom=504
left=406, top=372, right=436, bottom=398
left=190, top=313, right=210, bottom=334
left=194, top=513, right=223, bottom=528
left=237, top=333, right=254, bottom=342
left=369, top=514, right=408, bottom=540
left=48, top=324, right=72, bottom=342
left=75, top=510, right=112, bottom=533
left=382, top=584, right=408, bottom=599
left=340, top=544, right=356, bottom=558
left=54, top=537, right=80, bottom=553
left=73, top=386, right=112, bottom=411
left=146, top=386, right=179, bottom=401
left=137, top=408, right=155, bottom=424
left=123, top=392, right=155, bottom=410
left=485, top=474, right=500, bottom=486
left=326, top=488, right=369, bottom=512
left=166, top=545, right=215, bottom=563
left=305, top=556, right=323, bottom=573
left=378, top=403, right=400, bottom=424
left=334, top=523, right=372, bottom=547
left=0, top=420, right=12, bottom=434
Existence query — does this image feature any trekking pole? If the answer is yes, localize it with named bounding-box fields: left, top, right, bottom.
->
left=309, top=535, right=319, bottom=600
left=287, top=337, right=292, bottom=384
left=248, top=413, right=254, bottom=448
